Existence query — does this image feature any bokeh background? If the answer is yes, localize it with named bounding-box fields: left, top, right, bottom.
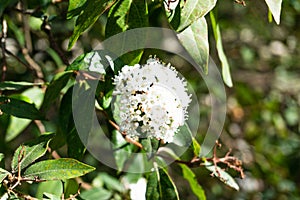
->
left=1, top=0, right=299, bottom=199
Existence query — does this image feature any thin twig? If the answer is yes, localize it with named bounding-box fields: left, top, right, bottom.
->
left=108, top=119, right=143, bottom=149
left=22, top=47, right=44, bottom=82
left=41, top=16, right=69, bottom=66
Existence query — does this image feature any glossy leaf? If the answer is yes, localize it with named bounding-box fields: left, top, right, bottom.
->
left=66, top=50, right=123, bottom=74
left=0, top=81, right=43, bottom=91
left=265, top=0, right=282, bottom=24
left=105, top=0, right=148, bottom=65
left=204, top=161, right=239, bottom=191
left=170, top=0, right=216, bottom=32
left=80, top=188, right=112, bottom=200
left=11, top=134, right=54, bottom=173
left=67, top=0, right=87, bottom=19
left=210, top=12, right=233, bottom=87
left=23, top=158, right=95, bottom=181
left=0, top=96, right=44, bottom=120
left=5, top=87, right=44, bottom=142
left=177, top=17, right=209, bottom=74
left=41, top=71, right=73, bottom=112
left=179, top=164, right=206, bottom=200
left=68, top=0, right=116, bottom=49
left=0, top=168, right=10, bottom=183
left=146, top=167, right=179, bottom=200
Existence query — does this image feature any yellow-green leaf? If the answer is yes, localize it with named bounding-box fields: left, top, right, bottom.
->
left=23, top=158, right=95, bottom=181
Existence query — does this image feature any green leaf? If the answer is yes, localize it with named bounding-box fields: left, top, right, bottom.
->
left=0, top=96, right=44, bottom=120
left=11, top=134, right=54, bottom=173
left=204, top=161, right=239, bottom=191
left=93, top=172, right=125, bottom=192
left=173, top=123, right=193, bottom=147
left=68, top=0, right=116, bottom=50
left=43, top=193, right=61, bottom=200
left=0, top=168, right=10, bottom=183
left=23, top=158, right=95, bottom=181
left=265, top=0, right=282, bottom=24
left=5, top=87, right=44, bottom=142
left=67, top=0, right=87, bottom=19
left=210, top=12, right=233, bottom=87
left=67, top=128, right=86, bottom=160
left=67, top=50, right=123, bottom=74
left=179, top=164, right=206, bottom=200
left=177, top=17, right=209, bottom=74
left=5, top=15, right=25, bottom=47
left=41, top=71, right=73, bottom=112
left=111, top=130, right=133, bottom=171
left=146, top=167, right=179, bottom=200
left=0, top=81, right=43, bottom=91
left=36, top=180, right=63, bottom=199
left=80, top=188, right=112, bottom=200
left=170, top=0, right=216, bottom=32
left=141, top=138, right=160, bottom=159
left=105, top=0, right=148, bottom=65
left=192, top=137, right=201, bottom=157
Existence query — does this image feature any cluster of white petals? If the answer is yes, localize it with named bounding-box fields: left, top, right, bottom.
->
left=113, top=58, right=191, bottom=143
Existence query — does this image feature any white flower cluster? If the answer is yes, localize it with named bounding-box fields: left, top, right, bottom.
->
left=113, top=58, right=191, bottom=143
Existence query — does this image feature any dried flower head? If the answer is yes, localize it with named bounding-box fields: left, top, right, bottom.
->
left=113, top=58, right=191, bottom=143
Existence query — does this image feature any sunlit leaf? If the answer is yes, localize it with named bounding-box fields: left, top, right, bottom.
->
left=68, top=0, right=116, bottom=49
left=67, top=0, right=87, bottom=19
left=146, top=167, right=179, bottom=200
left=0, top=168, right=10, bottom=183
left=265, top=0, right=282, bottom=24
left=23, top=158, right=95, bottom=181
left=204, top=161, right=239, bottom=191
left=11, top=134, right=54, bottom=173
left=177, top=17, right=209, bottom=74
left=105, top=0, right=148, bottom=65
left=210, top=12, right=233, bottom=87
left=179, top=164, right=206, bottom=200
left=5, top=87, right=44, bottom=142
left=169, top=0, right=216, bottom=32
left=0, top=81, right=43, bottom=91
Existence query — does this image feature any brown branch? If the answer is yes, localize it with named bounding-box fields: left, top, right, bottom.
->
left=21, top=48, right=44, bottom=82
left=234, top=0, right=246, bottom=6
left=41, top=16, right=70, bottom=66
left=206, top=141, right=245, bottom=179
left=1, top=18, right=8, bottom=84
left=108, top=119, right=143, bottom=149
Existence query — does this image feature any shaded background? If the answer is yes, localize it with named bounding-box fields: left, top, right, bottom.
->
left=0, top=0, right=300, bottom=199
